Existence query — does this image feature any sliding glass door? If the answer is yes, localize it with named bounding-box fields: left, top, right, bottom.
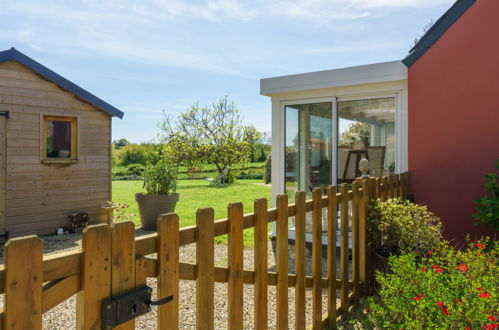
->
left=285, top=102, right=333, bottom=197
left=284, top=96, right=396, bottom=195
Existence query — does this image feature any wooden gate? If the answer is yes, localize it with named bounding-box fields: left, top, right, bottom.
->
left=0, top=173, right=409, bottom=329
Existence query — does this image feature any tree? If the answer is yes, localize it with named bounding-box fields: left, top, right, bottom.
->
left=339, top=122, right=371, bottom=147
left=159, top=96, right=261, bottom=177
left=113, top=138, right=130, bottom=149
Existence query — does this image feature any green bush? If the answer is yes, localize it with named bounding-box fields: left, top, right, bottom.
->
left=264, top=154, right=271, bottom=184
left=370, top=198, right=443, bottom=257
left=473, top=161, right=499, bottom=230
left=126, top=163, right=146, bottom=176
left=114, top=143, right=161, bottom=166
left=143, top=161, right=177, bottom=195
left=362, top=239, right=498, bottom=329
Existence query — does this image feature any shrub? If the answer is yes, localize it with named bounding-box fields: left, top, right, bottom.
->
left=264, top=154, right=271, bottom=184
left=363, top=238, right=498, bottom=329
left=143, top=161, right=177, bottom=195
left=370, top=198, right=443, bottom=257
left=473, top=160, right=499, bottom=230
left=126, top=163, right=146, bottom=176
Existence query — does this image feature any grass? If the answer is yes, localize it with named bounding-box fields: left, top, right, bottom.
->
left=112, top=179, right=271, bottom=246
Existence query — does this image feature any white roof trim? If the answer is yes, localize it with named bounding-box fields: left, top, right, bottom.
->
left=260, top=60, right=407, bottom=96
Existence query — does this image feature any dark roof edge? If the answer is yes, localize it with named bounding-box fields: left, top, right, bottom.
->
left=0, top=47, right=124, bottom=118
left=402, top=0, right=476, bottom=67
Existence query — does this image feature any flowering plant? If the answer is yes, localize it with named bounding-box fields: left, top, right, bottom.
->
left=362, top=238, right=498, bottom=329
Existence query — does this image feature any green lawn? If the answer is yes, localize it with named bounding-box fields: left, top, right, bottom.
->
left=112, top=179, right=272, bottom=246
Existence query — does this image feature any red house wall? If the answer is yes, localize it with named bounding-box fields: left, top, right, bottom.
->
left=408, top=0, right=499, bottom=241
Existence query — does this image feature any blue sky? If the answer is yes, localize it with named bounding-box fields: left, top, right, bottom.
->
left=0, top=0, right=454, bottom=143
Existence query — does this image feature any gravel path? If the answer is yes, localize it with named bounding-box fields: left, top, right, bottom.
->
left=0, top=230, right=348, bottom=329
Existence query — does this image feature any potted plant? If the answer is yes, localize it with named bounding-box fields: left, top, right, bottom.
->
left=370, top=198, right=443, bottom=272
left=135, top=160, right=179, bottom=230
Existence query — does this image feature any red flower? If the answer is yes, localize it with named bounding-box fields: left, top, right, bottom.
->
left=465, top=327, right=471, bottom=330
left=440, top=307, right=449, bottom=316
left=489, top=315, right=497, bottom=322
left=437, top=301, right=444, bottom=307
left=413, top=293, right=423, bottom=301
left=455, top=298, right=462, bottom=304
left=477, top=243, right=485, bottom=249
left=435, top=268, right=443, bottom=273
left=433, top=264, right=439, bottom=269
left=456, top=264, right=468, bottom=273
left=477, top=287, right=482, bottom=291
left=421, top=267, right=427, bottom=272
left=478, top=251, right=483, bottom=256
left=479, top=291, right=491, bottom=298
left=427, top=250, right=433, bottom=255
left=483, top=324, right=498, bottom=330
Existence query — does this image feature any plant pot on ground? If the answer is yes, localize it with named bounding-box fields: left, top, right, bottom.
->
left=370, top=198, right=443, bottom=272
left=135, top=161, right=179, bottom=230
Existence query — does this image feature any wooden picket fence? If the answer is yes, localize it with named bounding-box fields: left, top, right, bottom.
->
left=0, top=173, right=409, bottom=329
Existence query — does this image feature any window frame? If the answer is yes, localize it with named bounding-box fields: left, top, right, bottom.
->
left=41, top=115, right=78, bottom=164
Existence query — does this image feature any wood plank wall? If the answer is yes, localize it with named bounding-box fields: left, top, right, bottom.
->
left=0, top=61, right=111, bottom=236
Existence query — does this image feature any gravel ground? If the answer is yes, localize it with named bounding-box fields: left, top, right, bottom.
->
left=0, top=229, right=350, bottom=329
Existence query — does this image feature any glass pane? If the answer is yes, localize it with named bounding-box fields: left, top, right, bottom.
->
left=285, top=102, right=332, bottom=198
left=338, top=97, right=395, bottom=181
left=46, top=120, right=72, bottom=158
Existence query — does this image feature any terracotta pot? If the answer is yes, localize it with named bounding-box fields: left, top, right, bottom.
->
left=135, top=192, right=179, bottom=230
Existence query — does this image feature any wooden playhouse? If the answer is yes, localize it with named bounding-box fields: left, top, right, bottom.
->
left=0, top=47, right=124, bottom=237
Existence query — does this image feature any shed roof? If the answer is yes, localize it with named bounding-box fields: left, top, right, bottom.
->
left=402, top=0, right=476, bottom=67
left=0, top=47, right=124, bottom=118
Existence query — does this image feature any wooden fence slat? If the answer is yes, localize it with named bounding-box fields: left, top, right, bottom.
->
left=327, top=186, right=337, bottom=329
left=76, top=224, right=111, bottom=330
left=294, top=191, right=307, bottom=330
left=375, top=177, right=382, bottom=200
left=359, top=180, right=369, bottom=295
left=351, top=181, right=360, bottom=309
left=228, top=203, right=244, bottom=330
left=111, top=221, right=136, bottom=330
left=4, top=236, right=43, bottom=330
left=339, top=184, right=349, bottom=318
left=381, top=176, right=388, bottom=201
left=158, top=213, right=180, bottom=330
left=276, top=194, right=289, bottom=330
left=196, top=208, right=215, bottom=330
left=394, top=174, right=401, bottom=198
left=254, top=198, right=268, bottom=330
left=312, top=188, right=323, bottom=329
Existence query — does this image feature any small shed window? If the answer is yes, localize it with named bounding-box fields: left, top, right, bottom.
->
left=42, top=116, right=77, bottom=163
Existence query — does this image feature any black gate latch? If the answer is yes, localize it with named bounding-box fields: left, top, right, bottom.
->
left=101, top=285, right=173, bottom=329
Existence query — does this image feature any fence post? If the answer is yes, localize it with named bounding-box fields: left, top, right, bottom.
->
left=4, top=236, right=43, bottom=330
left=76, top=224, right=112, bottom=330
left=339, top=183, right=349, bottom=318
left=294, top=192, right=307, bottom=330
left=352, top=181, right=361, bottom=309
left=196, top=208, right=215, bottom=330
left=111, top=221, right=136, bottom=330
left=158, top=213, right=180, bottom=330
left=228, top=203, right=244, bottom=330
left=276, top=194, right=289, bottom=330
left=254, top=198, right=269, bottom=330
left=312, top=188, right=323, bottom=329
left=327, top=186, right=338, bottom=329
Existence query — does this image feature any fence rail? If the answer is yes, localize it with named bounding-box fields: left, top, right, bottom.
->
left=0, top=172, right=409, bottom=329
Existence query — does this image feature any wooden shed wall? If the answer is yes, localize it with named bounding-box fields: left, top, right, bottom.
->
left=0, top=61, right=111, bottom=237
